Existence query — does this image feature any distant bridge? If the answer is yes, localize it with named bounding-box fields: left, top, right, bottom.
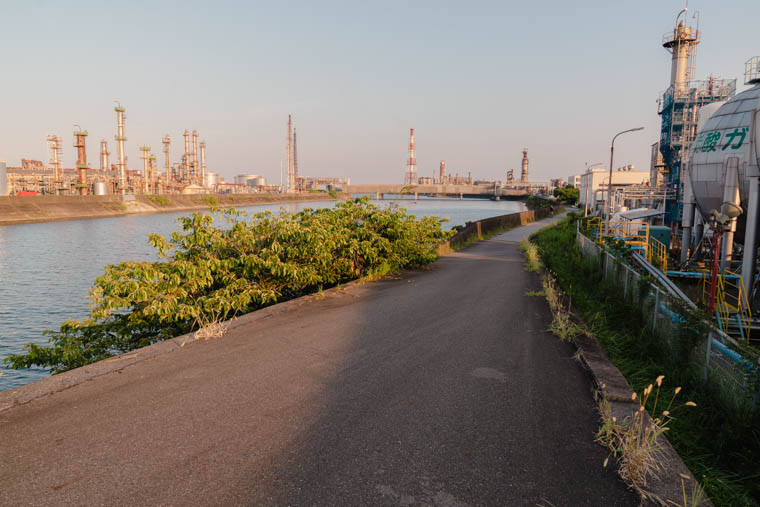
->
left=342, top=183, right=529, bottom=199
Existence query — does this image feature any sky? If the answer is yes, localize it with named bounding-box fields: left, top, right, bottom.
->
left=1, top=0, right=758, bottom=184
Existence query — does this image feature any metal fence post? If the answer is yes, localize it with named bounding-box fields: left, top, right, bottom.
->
left=623, top=266, right=629, bottom=300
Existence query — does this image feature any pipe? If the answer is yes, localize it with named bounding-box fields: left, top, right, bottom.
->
left=721, top=157, right=740, bottom=269
left=742, top=176, right=760, bottom=303
left=694, top=214, right=705, bottom=261
left=200, top=141, right=206, bottom=184
left=681, top=166, right=696, bottom=264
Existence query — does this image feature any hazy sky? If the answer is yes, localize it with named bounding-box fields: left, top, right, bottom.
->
left=1, top=0, right=758, bottom=184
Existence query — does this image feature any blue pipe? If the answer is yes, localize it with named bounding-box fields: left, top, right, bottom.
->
left=711, top=338, right=757, bottom=372
left=665, top=271, right=740, bottom=280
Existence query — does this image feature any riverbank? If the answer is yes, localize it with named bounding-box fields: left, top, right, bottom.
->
left=0, top=192, right=341, bottom=226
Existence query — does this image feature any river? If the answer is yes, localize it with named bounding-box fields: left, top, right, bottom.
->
left=0, top=197, right=526, bottom=391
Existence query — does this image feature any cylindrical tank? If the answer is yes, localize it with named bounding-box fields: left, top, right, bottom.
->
left=251, top=176, right=266, bottom=186
left=204, top=172, right=219, bottom=187
left=689, top=83, right=760, bottom=217
left=93, top=180, right=109, bottom=195
left=0, top=160, right=8, bottom=196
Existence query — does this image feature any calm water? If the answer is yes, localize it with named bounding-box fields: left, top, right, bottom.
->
left=0, top=197, right=526, bottom=391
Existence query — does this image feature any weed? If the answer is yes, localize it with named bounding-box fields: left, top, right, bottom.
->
left=193, top=312, right=228, bottom=340
left=146, top=195, right=172, bottom=206
left=518, top=238, right=542, bottom=272
left=202, top=195, right=219, bottom=206
left=524, top=289, right=545, bottom=297
left=597, top=376, right=698, bottom=501
left=543, top=275, right=586, bottom=342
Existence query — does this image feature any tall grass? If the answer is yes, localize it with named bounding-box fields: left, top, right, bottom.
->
left=532, top=215, right=760, bottom=506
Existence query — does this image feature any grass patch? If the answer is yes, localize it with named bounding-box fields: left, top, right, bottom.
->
left=518, top=238, right=542, bottom=272
left=202, top=195, right=219, bottom=206
left=146, top=195, right=172, bottom=206
left=532, top=214, right=760, bottom=506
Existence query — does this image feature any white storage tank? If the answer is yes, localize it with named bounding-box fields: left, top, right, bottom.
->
left=92, top=180, right=109, bottom=195
left=689, top=83, right=760, bottom=215
left=0, top=160, right=7, bottom=196
left=204, top=172, right=219, bottom=187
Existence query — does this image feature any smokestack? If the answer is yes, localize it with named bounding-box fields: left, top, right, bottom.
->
left=286, top=115, right=294, bottom=192
left=292, top=128, right=298, bottom=189
left=162, top=135, right=171, bottom=183
left=521, top=148, right=529, bottom=183
left=405, top=128, right=417, bottom=184
left=73, top=127, right=88, bottom=195
left=114, top=104, right=127, bottom=194
left=100, top=139, right=109, bottom=173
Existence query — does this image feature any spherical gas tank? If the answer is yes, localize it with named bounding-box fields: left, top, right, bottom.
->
left=689, top=84, right=760, bottom=216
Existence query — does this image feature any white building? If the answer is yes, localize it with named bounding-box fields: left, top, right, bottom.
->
left=567, top=174, right=581, bottom=188
left=579, top=167, right=650, bottom=214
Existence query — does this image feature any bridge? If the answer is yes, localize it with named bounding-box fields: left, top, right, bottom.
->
left=342, top=183, right=529, bottom=199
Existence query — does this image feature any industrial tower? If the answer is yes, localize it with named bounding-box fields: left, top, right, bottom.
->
left=162, top=135, right=171, bottom=182
left=183, top=130, right=190, bottom=183
left=292, top=128, right=298, bottom=187
left=658, top=8, right=735, bottom=223
left=73, top=127, right=88, bottom=195
left=521, top=149, right=529, bottom=182
left=114, top=104, right=128, bottom=194
left=192, top=130, right=199, bottom=183
left=200, top=140, right=206, bottom=185
left=100, top=140, right=109, bottom=172
left=439, top=160, right=445, bottom=185
left=286, top=115, right=295, bottom=192
left=46, top=135, right=63, bottom=195
left=405, top=128, right=417, bottom=185
left=140, top=146, right=151, bottom=194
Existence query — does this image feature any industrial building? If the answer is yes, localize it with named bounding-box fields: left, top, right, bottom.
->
left=578, top=166, right=650, bottom=214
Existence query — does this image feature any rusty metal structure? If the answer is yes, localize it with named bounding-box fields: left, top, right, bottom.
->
left=73, top=127, right=88, bottom=195
left=521, top=149, right=529, bottom=182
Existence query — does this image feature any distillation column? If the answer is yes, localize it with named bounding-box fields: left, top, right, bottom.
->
left=183, top=130, right=190, bottom=183
left=521, top=149, right=529, bottom=182
left=200, top=141, right=206, bottom=185
left=439, top=160, right=445, bottom=185
left=663, top=9, right=699, bottom=96
left=73, top=128, right=88, bottom=195
left=149, top=155, right=157, bottom=193
left=114, top=105, right=128, bottom=194
left=292, top=128, right=298, bottom=190
left=139, top=146, right=151, bottom=194
left=162, top=135, right=171, bottom=183
left=192, top=130, right=199, bottom=184
left=47, top=135, right=63, bottom=195
left=100, top=139, right=109, bottom=172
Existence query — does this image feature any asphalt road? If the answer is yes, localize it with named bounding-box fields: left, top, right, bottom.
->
left=0, top=213, right=638, bottom=506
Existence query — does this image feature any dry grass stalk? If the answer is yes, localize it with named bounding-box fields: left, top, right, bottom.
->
left=518, top=239, right=542, bottom=272
left=543, top=275, right=588, bottom=342
left=193, top=312, right=229, bottom=340
left=596, top=376, right=700, bottom=503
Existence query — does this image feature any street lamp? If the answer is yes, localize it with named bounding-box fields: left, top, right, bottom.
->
left=583, top=162, right=604, bottom=217
left=605, top=127, right=645, bottom=235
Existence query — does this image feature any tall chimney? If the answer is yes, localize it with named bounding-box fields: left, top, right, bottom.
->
left=521, top=148, right=529, bottom=183
left=114, top=104, right=127, bottom=194
left=73, top=127, right=88, bottom=195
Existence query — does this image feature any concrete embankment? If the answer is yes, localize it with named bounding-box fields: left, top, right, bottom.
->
left=0, top=193, right=338, bottom=226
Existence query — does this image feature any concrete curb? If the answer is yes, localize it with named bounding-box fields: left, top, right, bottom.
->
left=542, top=273, right=712, bottom=506
left=0, top=277, right=367, bottom=414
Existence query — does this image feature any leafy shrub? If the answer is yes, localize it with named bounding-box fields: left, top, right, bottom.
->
left=202, top=195, right=219, bottom=206
left=5, top=198, right=450, bottom=373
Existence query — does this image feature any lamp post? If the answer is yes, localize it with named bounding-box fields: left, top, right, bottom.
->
left=583, top=162, right=603, bottom=217
left=605, top=127, right=645, bottom=235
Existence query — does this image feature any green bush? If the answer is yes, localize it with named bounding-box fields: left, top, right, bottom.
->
left=202, top=195, right=219, bottom=206
left=5, top=198, right=450, bottom=373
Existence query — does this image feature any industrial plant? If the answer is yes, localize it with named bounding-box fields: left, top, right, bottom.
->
left=568, top=8, right=760, bottom=348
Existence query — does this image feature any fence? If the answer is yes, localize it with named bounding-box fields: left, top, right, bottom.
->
left=577, top=230, right=760, bottom=416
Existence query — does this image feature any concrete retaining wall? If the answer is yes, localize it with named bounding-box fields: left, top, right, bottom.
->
left=0, top=193, right=337, bottom=226
left=439, top=205, right=560, bottom=252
